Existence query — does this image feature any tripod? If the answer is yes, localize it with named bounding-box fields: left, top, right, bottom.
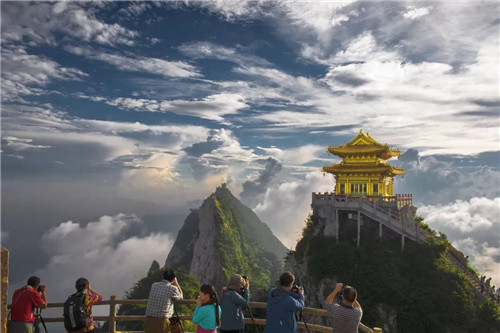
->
left=295, top=311, right=310, bottom=333
left=245, top=304, right=259, bottom=333
left=173, top=305, right=184, bottom=333
left=34, top=309, right=48, bottom=333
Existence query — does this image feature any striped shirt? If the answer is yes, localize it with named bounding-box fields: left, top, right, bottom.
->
left=145, top=280, right=181, bottom=318
left=324, top=302, right=362, bottom=333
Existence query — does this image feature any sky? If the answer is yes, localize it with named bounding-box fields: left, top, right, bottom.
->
left=1, top=1, right=499, bottom=305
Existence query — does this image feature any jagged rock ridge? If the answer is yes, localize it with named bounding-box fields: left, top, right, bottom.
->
left=165, top=184, right=287, bottom=290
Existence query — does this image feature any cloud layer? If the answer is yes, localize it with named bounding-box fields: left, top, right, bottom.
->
left=31, top=214, right=174, bottom=302
left=419, top=197, right=500, bottom=288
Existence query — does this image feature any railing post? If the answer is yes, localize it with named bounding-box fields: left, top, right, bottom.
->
left=373, top=327, right=382, bottom=333
left=1, top=247, right=9, bottom=333
left=109, top=295, right=117, bottom=333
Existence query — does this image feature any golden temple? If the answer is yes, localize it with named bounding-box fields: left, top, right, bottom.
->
left=323, top=130, right=405, bottom=196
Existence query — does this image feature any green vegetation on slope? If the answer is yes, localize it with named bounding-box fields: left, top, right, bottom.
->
left=214, top=185, right=288, bottom=259
left=213, top=195, right=283, bottom=290
left=292, top=215, right=500, bottom=333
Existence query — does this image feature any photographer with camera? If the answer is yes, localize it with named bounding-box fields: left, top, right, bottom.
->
left=219, top=275, right=250, bottom=333
left=264, top=271, right=304, bottom=333
left=63, top=278, right=102, bottom=333
left=8, top=276, right=47, bottom=333
left=324, top=283, right=362, bottom=333
left=145, top=268, right=184, bottom=333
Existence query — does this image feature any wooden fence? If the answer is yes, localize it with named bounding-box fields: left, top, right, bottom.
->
left=22, top=296, right=382, bottom=333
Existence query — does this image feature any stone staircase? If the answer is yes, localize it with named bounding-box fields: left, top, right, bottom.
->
left=444, top=250, right=487, bottom=302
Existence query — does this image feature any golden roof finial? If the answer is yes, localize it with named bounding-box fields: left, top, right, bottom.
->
left=359, top=129, right=363, bottom=134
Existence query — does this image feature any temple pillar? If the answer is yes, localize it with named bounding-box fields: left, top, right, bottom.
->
left=357, top=211, right=361, bottom=248
left=335, top=209, right=339, bottom=243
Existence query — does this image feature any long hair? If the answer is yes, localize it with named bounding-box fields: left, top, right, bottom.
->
left=200, top=284, right=221, bottom=327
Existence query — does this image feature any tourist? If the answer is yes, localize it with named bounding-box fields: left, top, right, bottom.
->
left=192, top=284, right=221, bottom=333
left=145, top=268, right=184, bottom=333
left=220, top=275, right=250, bottom=333
left=264, top=271, right=305, bottom=333
left=8, top=276, right=47, bottom=333
left=480, top=275, right=486, bottom=293
left=324, top=283, right=363, bottom=333
left=485, top=277, right=492, bottom=293
left=489, top=286, right=496, bottom=301
left=64, top=278, right=102, bottom=333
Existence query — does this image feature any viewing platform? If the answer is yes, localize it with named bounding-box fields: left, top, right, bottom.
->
left=7, top=297, right=383, bottom=333
left=311, top=192, right=424, bottom=249
left=312, top=192, right=413, bottom=210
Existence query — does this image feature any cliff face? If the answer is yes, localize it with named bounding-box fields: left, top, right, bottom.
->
left=189, top=197, right=226, bottom=289
left=165, top=184, right=287, bottom=291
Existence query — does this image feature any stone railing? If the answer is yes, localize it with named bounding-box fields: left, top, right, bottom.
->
left=312, top=192, right=412, bottom=210
left=8, top=297, right=382, bottom=333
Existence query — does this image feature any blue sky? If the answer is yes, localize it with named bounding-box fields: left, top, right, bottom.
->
left=1, top=1, right=499, bottom=301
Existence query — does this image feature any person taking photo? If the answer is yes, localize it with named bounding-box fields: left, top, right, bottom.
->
left=324, top=283, right=362, bottom=333
left=220, top=275, right=250, bottom=333
left=145, top=268, right=183, bottom=333
left=264, top=271, right=305, bottom=333
left=9, top=276, right=48, bottom=333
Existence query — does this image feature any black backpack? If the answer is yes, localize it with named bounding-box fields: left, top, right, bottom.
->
left=63, top=293, right=90, bottom=331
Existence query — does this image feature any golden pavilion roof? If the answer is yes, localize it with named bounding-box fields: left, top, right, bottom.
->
left=327, top=129, right=401, bottom=160
left=322, top=163, right=405, bottom=177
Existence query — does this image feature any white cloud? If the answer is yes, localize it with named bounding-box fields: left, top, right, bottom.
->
left=253, top=172, right=335, bottom=248
left=183, top=128, right=259, bottom=181
left=178, top=41, right=271, bottom=66
left=119, top=152, right=181, bottom=189
left=197, top=0, right=267, bottom=21
left=1, top=47, right=87, bottom=100
left=418, top=197, right=500, bottom=287
left=2, top=136, right=51, bottom=151
left=98, top=93, right=248, bottom=123
left=238, top=33, right=499, bottom=155
left=403, top=6, right=432, bottom=20
left=328, top=31, right=401, bottom=64
left=1, top=2, right=139, bottom=46
left=258, top=144, right=327, bottom=165
left=66, top=46, right=200, bottom=78
left=33, top=214, right=174, bottom=302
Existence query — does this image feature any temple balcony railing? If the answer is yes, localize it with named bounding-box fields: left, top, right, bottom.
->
left=312, top=192, right=412, bottom=210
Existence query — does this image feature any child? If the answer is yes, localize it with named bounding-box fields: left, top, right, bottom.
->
left=192, top=284, right=221, bottom=333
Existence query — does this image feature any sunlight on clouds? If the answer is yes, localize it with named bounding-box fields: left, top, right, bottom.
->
left=120, top=153, right=181, bottom=189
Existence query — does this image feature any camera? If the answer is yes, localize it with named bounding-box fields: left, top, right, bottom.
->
left=237, top=275, right=248, bottom=296
left=336, top=284, right=346, bottom=304
left=37, top=285, right=46, bottom=292
left=291, top=285, right=302, bottom=294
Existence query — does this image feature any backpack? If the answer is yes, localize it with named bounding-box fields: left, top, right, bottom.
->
left=63, top=293, right=90, bottom=331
